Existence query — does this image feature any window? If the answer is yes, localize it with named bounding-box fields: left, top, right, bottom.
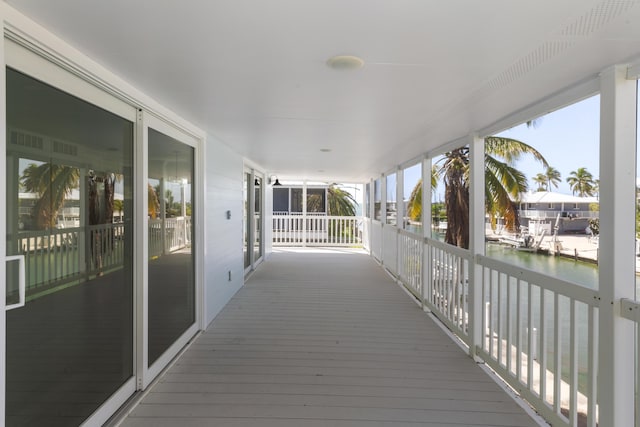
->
left=386, top=173, right=397, bottom=225
left=374, top=178, right=381, bottom=221
left=403, top=163, right=422, bottom=233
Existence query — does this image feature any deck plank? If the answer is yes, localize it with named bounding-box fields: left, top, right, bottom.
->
left=121, top=249, right=540, bottom=427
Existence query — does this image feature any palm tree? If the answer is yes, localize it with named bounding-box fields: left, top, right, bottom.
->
left=327, top=185, right=357, bottom=216
left=113, top=199, right=124, bottom=221
left=405, top=165, right=439, bottom=222
left=544, top=166, right=561, bottom=190
left=532, top=173, right=547, bottom=192
left=567, top=167, right=596, bottom=196
left=429, top=136, right=547, bottom=248
left=148, top=183, right=161, bottom=219
left=21, top=162, right=80, bottom=229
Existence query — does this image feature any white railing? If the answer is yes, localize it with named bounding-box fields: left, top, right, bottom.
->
left=362, top=219, right=371, bottom=252
left=384, top=232, right=600, bottom=427
left=397, top=230, right=422, bottom=299
left=620, top=298, right=640, bottom=427
left=477, top=256, right=598, bottom=427
left=520, top=210, right=599, bottom=219
left=382, top=225, right=398, bottom=275
left=425, top=238, right=472, bottom=344
left=370, top=221, right=382, bottom=261
left=272, top=215, right=362, bottom=247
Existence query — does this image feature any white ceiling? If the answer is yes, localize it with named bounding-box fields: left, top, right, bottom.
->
left=6, top=0, right=640, bottom=183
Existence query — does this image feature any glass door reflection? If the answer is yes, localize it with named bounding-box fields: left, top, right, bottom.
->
left=5, top=68, right=134, bottom=426
left=147, top=129, right=195, bottom=366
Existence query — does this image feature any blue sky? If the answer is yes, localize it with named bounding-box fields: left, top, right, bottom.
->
left=413, top=94, right=606, bottom=202
left=498, top=94, right=600, bottom=195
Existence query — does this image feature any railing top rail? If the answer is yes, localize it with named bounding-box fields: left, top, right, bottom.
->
left=18, top=227, right=83, bottom=237
left=477, top=254, right=600, bottom=307
left=272, top=214, right=363, bottom=220
left=398, top=228, right=422, bottom=239
left=620, top=298, right=640, bottom=322
left=426, top=237, right=473, bottom=260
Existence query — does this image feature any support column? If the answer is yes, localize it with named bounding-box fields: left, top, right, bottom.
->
left=380, top=174, right=387, bottom=267
left=397, top=167, right=404, bottom=229
left=422, top=155, right=432, bottom=309
left=468, top=134, right=485, bottom=359
left=302, top=181, right=307, bottom=247
left=396, top=167, right=403, bottom=276
left=598, top=65, right=636, bottom=427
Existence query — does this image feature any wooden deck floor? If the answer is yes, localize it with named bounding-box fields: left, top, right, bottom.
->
left=120, top=248, right=541, bottom=427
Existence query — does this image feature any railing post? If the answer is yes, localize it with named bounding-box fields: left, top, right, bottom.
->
left=302, top=182, right=307, bottom=247
left=421, top=155, right=431, bottom=309
left=468, top=134, right=485, bottom=359
left=598, top=65, right=636, bottom=427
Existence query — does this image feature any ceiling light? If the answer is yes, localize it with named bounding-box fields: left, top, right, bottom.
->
left=326, top=55, right=364, bottom=70
left=320, top=148, right=332, bottom=152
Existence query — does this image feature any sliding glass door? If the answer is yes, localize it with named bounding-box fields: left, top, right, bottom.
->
left=141, top=115, right=199, bottom=386
left=3, top=40, right=202, bottom=425
left=147, top=127, right=195, bottom=367
left=5, top=67, right=135, bottom=426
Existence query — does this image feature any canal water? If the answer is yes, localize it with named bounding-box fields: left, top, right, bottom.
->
left=485, top=243, right=599, bottom=289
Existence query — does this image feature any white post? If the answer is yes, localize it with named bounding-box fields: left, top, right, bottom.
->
left=598, top=65, right=636, bottom=427
left=422, top=156, right=431, bottom=309
left=397, top=167, right=404, bottom=229
left=380, top=174, right=387, bottom=267
left=469, top=134, right=485, bottom=359
left=302, top=181, right=307, bottom=247
left=396, top=166, right=403, bottom=276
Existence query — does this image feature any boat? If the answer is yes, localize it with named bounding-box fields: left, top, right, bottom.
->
left=499, top=228, right=547, bottom=252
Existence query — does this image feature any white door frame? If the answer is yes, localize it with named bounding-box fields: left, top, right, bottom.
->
left=1, top=8, right=206, bottom=425
left=137, top=111, right=202, bottom=389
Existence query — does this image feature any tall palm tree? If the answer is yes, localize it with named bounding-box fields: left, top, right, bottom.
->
left=431, top=136, right=547, bottom=248
left=405, top=165, right=439, bottom=222
left=532, top=173, right=547, bottom=192
left=21, top=162, right=79, bottom=229
left=327, top=185, right=357, bottom=216
left=567, top=167, right=596, bottom=196
left=544, top=166, right=561, bottom=190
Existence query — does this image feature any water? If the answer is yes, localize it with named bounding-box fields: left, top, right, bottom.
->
left=485, top=243, right=599, bottom=289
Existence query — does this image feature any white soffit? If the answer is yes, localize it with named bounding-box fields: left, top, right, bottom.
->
left=5, top=0, right=640, bottom=182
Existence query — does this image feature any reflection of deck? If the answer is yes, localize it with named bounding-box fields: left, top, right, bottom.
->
left=121, top=248, right=540, bottom=426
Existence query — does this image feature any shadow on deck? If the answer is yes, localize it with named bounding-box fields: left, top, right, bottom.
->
left=120, top=248, right=541, bottom=427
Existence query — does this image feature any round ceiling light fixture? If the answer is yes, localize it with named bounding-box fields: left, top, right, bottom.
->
left=326, top=55, right=364, bottom=70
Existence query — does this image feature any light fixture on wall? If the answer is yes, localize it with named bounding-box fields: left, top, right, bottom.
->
left=270, top=176, right=282, bottom=186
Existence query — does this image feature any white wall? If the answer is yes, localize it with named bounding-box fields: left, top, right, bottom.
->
left=203, top=134, right=245, bottom=326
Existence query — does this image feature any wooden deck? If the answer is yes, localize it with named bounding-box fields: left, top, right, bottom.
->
left=120, top=248, right=541, bottom=427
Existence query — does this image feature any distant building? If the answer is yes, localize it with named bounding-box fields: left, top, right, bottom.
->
left=517, top=191, right=598, bottom=234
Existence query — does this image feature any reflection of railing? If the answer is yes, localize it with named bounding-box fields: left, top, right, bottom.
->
left=13, top=217, right=192, bottom=296
left=16, top=223, right=125, bottom=294
left=149, top=216, right=192, bottom=257
left=382, top=227, right=600, bottom=427
left=272, top=215, right=362, bottom=246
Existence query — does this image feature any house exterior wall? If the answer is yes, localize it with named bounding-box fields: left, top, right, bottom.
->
left=203, top=135, right=245, bottom=326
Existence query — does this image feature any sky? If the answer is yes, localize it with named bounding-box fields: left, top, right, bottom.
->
left=411, top=93, right=608, bottom=203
